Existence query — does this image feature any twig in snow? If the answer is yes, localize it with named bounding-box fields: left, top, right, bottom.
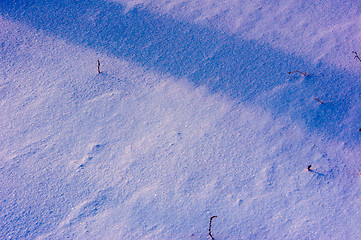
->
left=352, top=51, right=361, bottom=62
left=314, top=97, right=324, bottom=104
left=209, top=216, right=217, bottom=240
left=288, top=71, right=309, bottom=76
left=97, top=60, right=101, bottom=73
left=307, top=165, right=325, bottom=176
left=307, top=165, right=312, bottom=171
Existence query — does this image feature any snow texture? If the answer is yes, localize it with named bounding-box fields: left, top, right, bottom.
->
left=1, top=0, right=361, bottom=239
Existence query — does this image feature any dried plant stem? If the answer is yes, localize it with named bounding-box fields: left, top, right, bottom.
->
left=288, top=71, right=309, bottom=76
left=314, top=97, right=324, bottom=104
left=97, top=60, right=101, bottom=73
left=209, top=216, right=217, bottom=240
left=352, top=51, right=361, bottom=62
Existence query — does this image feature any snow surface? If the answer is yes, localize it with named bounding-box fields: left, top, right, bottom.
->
left=1, top=0, right=361, bottom=239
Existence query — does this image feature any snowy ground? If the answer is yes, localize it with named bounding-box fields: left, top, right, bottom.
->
left=1, top=0, right=361, bottom=239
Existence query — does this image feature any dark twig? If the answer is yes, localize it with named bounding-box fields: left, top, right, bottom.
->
left=288, top=71, right=309, bottom=76
left=314, top=97, right=324, bottom=104
left=97, top=60, right=101, bottom=73
left=209, top=216, right=217, bottom=240
left=352, top=51, right=361, bottom=62
left=307, top=165, right=325, bottom=176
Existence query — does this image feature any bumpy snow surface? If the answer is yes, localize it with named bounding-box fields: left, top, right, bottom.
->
left=1, top=0, right=361, bottom=239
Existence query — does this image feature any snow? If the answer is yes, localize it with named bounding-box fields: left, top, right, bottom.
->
left=1, top=0, right=361, bottom=239
left=115, top=0, right=361, bottom=72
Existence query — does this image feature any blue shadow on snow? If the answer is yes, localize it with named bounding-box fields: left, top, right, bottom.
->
left=1, top=0, right=360, bottom=142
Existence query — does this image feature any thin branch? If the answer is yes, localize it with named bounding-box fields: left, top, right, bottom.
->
left=288, top=71, right=309, bottom=76
left=97, top=60, right=101, bottom=73
left=314, top=97, right=324, bottom=104
left=209, top=216, right=217, bottom=240
left=307, top=165, right=325, bottom=176
left=352, top=51, right=361, bottom=62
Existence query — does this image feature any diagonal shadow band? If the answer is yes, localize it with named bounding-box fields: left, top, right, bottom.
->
left=0, top=0, right=308, bottom=95
left=1, top=0, right=360, bottom=142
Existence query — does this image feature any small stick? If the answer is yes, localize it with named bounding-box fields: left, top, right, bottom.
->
left=97, top=60, right=101, bottom=73
left=314, top=97, right=324, bottom=104
left=359, top=128, right=361, bottom=131
left=209, top=216, right=217, bottom=240
left=352, top=51, right=361, bottom=62
left=307, top=165, right=312, bottom=171
left=288, top=71, right=309, bottom=76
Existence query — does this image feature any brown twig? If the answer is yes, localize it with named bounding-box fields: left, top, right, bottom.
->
left=288, top=71, right=309, bottom=76
left=97, top=60, right=101, bottom=73
left=314, top=97, right=324, bottom=104
left=307, top=165, right=325, bottom=176
left=352, top=51, right=361, bottom=62
left=209, top=216, right=217, bottom=240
